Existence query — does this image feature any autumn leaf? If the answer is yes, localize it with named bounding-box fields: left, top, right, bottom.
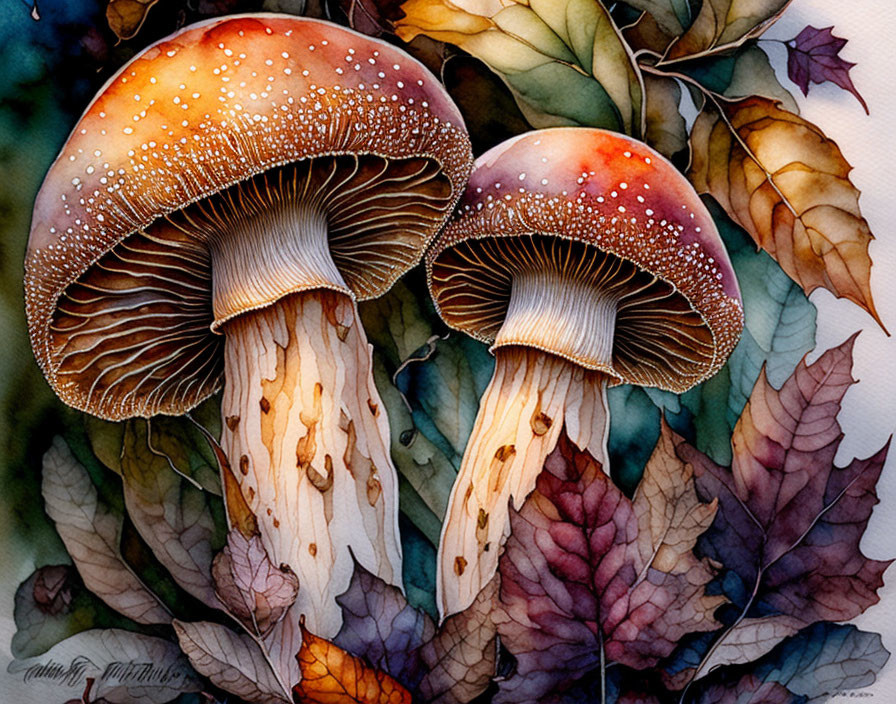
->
left=494, top=424, right=722, bottom=703
left=786, top=26, right=868, bottom=113
left=333, top=559, right=496, bottom=703
left=624, top=0, right=691, bottom=37
left=395, top=0, right=644, bottom=135
left=642, top=73, right=688, bottom=159
left=671, top=337, right=892, bottom=685
left=666, top=0, right=791, bottom=60
left=121, top=420, right=225, bottom=607
left=212, top=529, right=299, bottom=638
left=417, top=578, right=498, bottom=704
left=335, top=559, right=435, bottom=689
left=294, top=622, right=413, bottom=704
left=106, top=0, right=158, bottom=41
left=173, top=620, right=291, bottom=704
left=41, top=437, right=172, bottom=625
left=688, top=96, right=883, bottom=328
left=695, top=674, right=804, bottom=703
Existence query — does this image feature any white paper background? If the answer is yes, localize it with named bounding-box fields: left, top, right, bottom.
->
left=2, top=1, right=895, bottom=701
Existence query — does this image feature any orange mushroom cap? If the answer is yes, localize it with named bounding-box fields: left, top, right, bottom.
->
left=25, top=14, right=471, bottom=420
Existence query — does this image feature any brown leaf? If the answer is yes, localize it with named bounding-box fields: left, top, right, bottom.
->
left=689, top=96, right=883, bottom=328
left=418, top=579, right=497, bottom=704
left=212, top=530, right=299, bottom=638
left=667, top=0, right=791, bottom=60
left=293, top=623, right=413, bottom=704
left=173, top=620, right=291, bottom=703
left=106, top=0, right=158, bottom=41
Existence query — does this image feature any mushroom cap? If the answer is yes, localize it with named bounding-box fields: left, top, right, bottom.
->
left=427, top=128, right=743, bottom=393
left=25, top=14, right=471, bottom=420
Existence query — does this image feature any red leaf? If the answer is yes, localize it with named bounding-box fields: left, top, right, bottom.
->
left=786, top=26, right=868, bottom=113
left=494, top=426, right=722, bottom=703
left=674, top=336, right=892, bottom=682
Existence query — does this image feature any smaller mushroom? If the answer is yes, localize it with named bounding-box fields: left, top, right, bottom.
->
left=428, top=128, right=744, bottom=616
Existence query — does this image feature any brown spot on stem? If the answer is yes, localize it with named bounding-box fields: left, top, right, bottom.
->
left=273, top=517, right=280, bottom=528
left=308, top=543, right=317, bottom=557
left=266, top=508, right=272, bottom=516
left=476, top=508, right=489, bottom=544
left=454, top=556, right=467, bottom=576
left=531, top=411, right=553, bottom=436
left=367, top=463, right=382, bottom=506
left=239, top=455, right=249, bottom=476
left=247, top=487, right=255, bottom=501
left=494, top=444, right=516, bottom=461
left=259, top=396, right=271, bottom=414
left=464, top=483, right=474, bottom=503
left=307, top=461, right=333, bottom=493
left=225, top=415, right=240, bottom=432
left=367, top=399, right=379, bottom=416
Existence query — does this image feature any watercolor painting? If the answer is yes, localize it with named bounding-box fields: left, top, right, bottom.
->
left=1, top=1, right=894, bottom=702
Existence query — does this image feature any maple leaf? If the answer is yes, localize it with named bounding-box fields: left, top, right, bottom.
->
left=293, top=622, right=413, bottom=704
left=669, top=336, right=892, bottom=686
left=786, top=26, right=869, bottom=113
left=494, top=424, right=723, bottom=703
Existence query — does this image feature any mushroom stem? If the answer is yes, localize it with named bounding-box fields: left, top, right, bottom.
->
left=437, top=347, right=610, bottom=617
left=220, top=288, right=402, bottom=639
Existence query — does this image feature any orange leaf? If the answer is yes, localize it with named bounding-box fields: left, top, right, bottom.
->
left=106, top=0, right=158, bottom=41
left=689, top=96, right=884, bottom=330
left=293, top=624, right=413, bottom=704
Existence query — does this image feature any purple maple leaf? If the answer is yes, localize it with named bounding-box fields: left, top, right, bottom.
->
left=786, top=26, right=869, bottom=113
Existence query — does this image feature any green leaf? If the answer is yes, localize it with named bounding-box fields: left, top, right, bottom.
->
left=679, top=202, right=817, bottom=464
left=643, top=73, right=689, bottom=159
left=396, top=0, right=643, bottom=135
left=624, top=0, right=692, bottom=36
left=121, top=420, right=227, bottom=607
left=673, top=43, right=798, bottom=110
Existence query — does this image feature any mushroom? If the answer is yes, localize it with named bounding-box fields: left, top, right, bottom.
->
left=427, top=128, right=743, bottom=616
left=25, top=14, right=471, bottom=640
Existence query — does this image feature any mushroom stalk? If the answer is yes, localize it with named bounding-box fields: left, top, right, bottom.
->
left=221, top=288, right=401, bottom=637
left=213, top=203, right=402, bottom=639
left=437, top=269, right=614, bottom=617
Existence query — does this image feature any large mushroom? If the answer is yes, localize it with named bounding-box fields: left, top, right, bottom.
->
left=25, top=14, right=471, bottom=639
left=428, top=128, right=743, bottom=616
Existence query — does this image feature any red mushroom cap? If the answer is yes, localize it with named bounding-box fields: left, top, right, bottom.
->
left=427, top=128, right=743, bottom=392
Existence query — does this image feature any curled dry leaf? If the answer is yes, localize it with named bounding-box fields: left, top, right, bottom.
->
left=666, top=0, right=791, bottom=60
left=212, top=530, right=299, bottom=638
left=173, top=620, right=291, bottom=704
left=106, top=0, right=158, bottom=41
left=294, top=622, right=413, bottom=704
left=689, top=96, right=883, bottom=328
left=494, top=425, right=723, bottom=703
left=674, top=337, right=892, bottom=684
left=395, top=0, right=643, bottom=134
left=41, top=437, right=171, bottom=625
left=786, top=25, right=868, bottom=113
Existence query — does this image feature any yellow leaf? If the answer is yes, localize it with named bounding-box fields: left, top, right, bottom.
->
left=688, top=96, right=884, bottom=329
left=294, top=624, right=413, bottom=704
left=667, top=0, right=790, bottom=60
left=106, top=0, right=159, bottom=41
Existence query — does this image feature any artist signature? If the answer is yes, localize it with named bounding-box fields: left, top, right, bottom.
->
left=20, top=657, right=193, bottom=688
